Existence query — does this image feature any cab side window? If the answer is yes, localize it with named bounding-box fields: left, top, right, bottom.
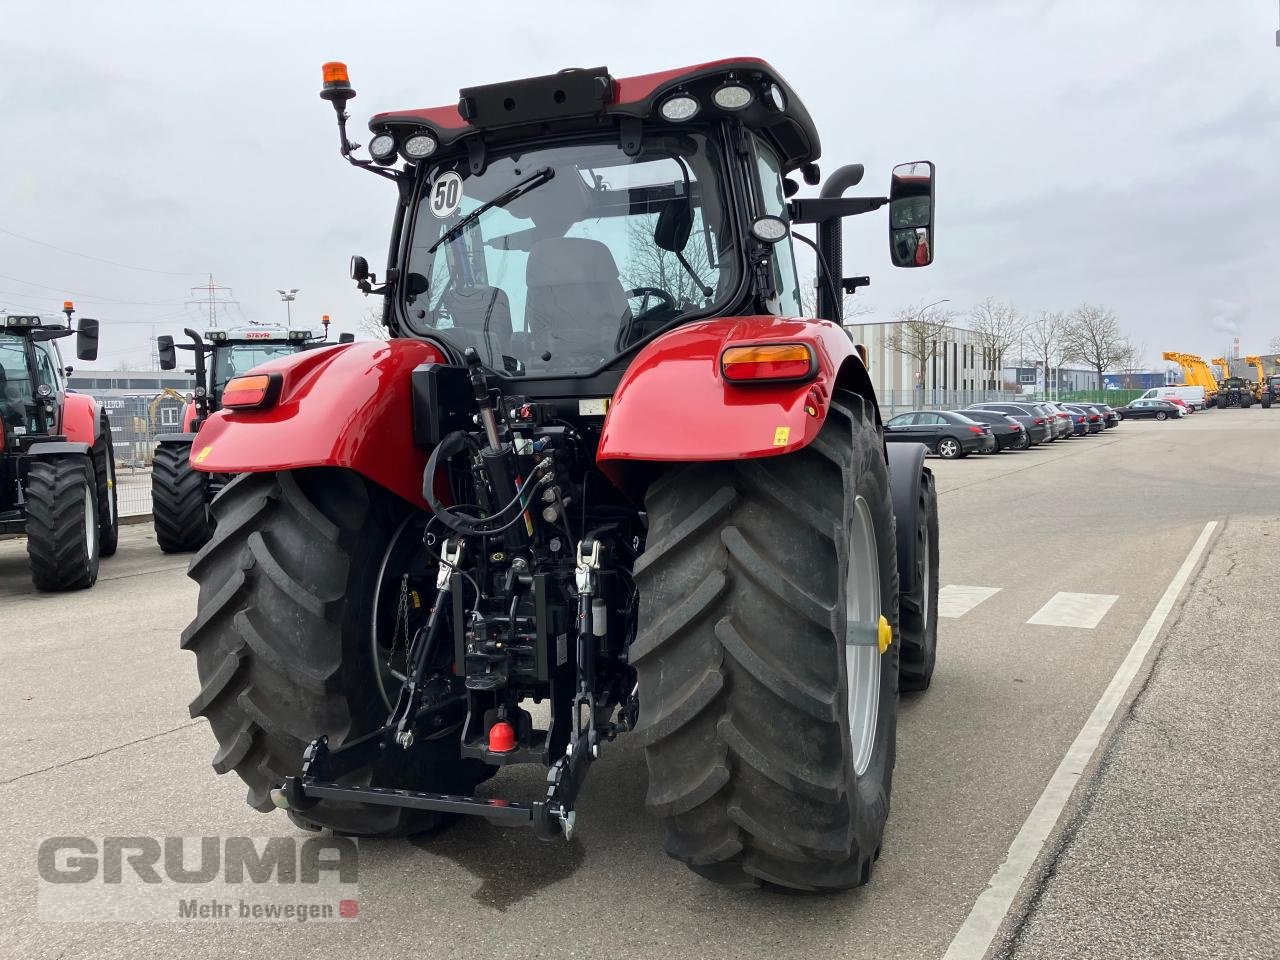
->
left=34, top=345, right=61, bottom=393
left=750, top=135, right=803, bottom=317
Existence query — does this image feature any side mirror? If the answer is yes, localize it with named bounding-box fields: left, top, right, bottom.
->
left=889, top=161, right=935, bottom=268
left=76, top=316, right=100, bottom=361
left=350, top=255, right=370, bottom=282
left=157, top=335, right=177, bottom=370
left=338, top=332, right=355, bottom=344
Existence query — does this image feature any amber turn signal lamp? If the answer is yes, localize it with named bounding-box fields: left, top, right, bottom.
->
left=222, top=374, right=280, bottom=409
left=721, top=343, right=816, bottom=383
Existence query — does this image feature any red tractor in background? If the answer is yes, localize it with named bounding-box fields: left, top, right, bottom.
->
left=151, top=322, right=353, bottom=552
left=1, top=304, right=118, bottom=590
left=180, top=58, right=941, bottom=892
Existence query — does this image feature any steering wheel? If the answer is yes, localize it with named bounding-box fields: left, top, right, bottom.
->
left=624, top=286, right=676, bottom=318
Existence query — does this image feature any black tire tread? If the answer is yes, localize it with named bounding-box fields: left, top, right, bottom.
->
left=92, top=418, right=119, bottom=557
left=182, top=469, right=490, bottom=835
left=634, top=391, right=899, bottom=891
left=25, top=456, right=99, bottom=591
left=899, top=467, right=939, bottom=692
left=152, top=442, right=212, bottom=553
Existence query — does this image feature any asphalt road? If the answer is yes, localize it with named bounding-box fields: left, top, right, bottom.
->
left=0, top=408, right=1276, bottom=959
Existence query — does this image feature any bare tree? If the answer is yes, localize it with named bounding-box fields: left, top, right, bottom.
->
left=620, top=218, right=716, bottom=308
left=886, top=301, right=955, bottom=392
left=358, top=305, right=389, bottom=341
left=798, top=273, right=873, bottom=324
left=1023, top=310, right=1068, bottom=397
left=1116, top=340, right=1147, bottom=388
left=1061, top=303, right=1126, bottom=391
left=968, top=298, right=1025, bottom=391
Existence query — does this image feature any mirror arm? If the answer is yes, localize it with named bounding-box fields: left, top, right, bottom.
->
left=787, top=196, right=888, bottom=224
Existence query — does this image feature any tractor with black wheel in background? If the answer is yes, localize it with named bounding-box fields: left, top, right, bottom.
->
left=150, top=321, right=354, bottom=552
left=0, top=304, right=118, bottom=590
left=178, top=58, right=942, bottom=893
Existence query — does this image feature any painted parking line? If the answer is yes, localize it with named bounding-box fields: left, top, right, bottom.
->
left=943, top=521, right=1217, bottom=960
left=1027, top=592, right=1118, bottom=629
left=939, top=585, right=1002, bottom=619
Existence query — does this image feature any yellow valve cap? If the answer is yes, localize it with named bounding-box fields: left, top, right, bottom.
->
left=878, top=615, right=893, bottom=654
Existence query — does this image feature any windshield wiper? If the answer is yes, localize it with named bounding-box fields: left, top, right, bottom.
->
left=427, top=167, right=556, bottom=254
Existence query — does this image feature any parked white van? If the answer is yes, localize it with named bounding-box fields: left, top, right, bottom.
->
left=1138, top=385, right=1208, bottom=410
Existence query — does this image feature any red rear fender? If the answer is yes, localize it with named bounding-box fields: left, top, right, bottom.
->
left=597, top=316, right=868, bottom=487
left=191, top=340, right=447, bottom=508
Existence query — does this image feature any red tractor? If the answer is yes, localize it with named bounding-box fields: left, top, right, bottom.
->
left=1, top=304, right=118, bottom=589
left=151, top=322, right=353, bottom=551
left=180, top=59, right=941, bottom=891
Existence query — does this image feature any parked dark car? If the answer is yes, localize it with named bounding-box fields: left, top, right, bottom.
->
left=1115, top=398, right=1182, bottom=421
left=884, top=410, right=992, bottom=459
left=1037, top=401, right=1078, bottom=438
left=1090, top=403, right=1120, bottom=428
left=956, top=409, right=1029, bottom=451
left=964, top=402, right=1051, bottom=444
left=1062, top=403, right=1105, bottom=434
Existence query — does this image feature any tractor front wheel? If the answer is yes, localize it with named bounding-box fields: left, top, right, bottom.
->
left=181, top=468, right=492, bottom=835
left=92, top=417, right=119, bottom=557
left=152, top=441, right=212, bottom=553
left=26, top=455, right=100, bottom=591
left=633, top=391, right=899, bottom=891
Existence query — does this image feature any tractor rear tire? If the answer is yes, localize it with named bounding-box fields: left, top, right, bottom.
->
left=633, top=390, right=900, bottom=891
left=1262, top=394, right=1272, bottom=409
left=26, top=456, right=100, bottom=591
left=92, top=419, right=119, bottom=558
left=153, top=442, right=212, bottom=553
left=181, top=468, right=492, bottom=836
left=899, top=468, right=939, bottom=692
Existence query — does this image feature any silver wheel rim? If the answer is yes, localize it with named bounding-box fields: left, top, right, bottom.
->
left=83, top=485, right=96, bottom=560
left=940, top=439, right=957, bottom=457
left=846, top=496, right=881, bottom=777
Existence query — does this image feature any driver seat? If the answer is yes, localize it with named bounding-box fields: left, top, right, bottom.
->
left=525, top=238, right=630, bottom=364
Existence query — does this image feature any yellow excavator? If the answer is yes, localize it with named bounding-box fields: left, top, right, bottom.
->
left=148, top=387, right=191, bottom=434
left=1211, top=357, right=1231, bottom=381
left=1162, top=352, right=1221, bottom=407
left=1245, top=355, right=1280, bottom=408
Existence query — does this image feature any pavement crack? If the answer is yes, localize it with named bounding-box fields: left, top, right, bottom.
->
left=0, top=720, right=203, bottom=787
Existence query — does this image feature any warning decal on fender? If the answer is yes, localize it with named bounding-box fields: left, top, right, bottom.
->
left=773, top=427, right=790, bottom=446
left=194, top=446, right=213, bottom=464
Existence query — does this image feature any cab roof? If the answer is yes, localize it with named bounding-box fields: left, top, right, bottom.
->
left=369, top=58, right=821, bottom=173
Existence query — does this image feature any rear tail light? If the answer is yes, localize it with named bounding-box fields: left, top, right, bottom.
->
left=968, top=425, right=984, bottom=434
left=721, top=343, right=816, bottom=383
left=1033, top=417, right=1045, bottom=425
left=1089, top=415, right=1100, bottom=422
left=222, top=373, right=282, bottom=409
left=1010, top=423, right=1022, bottom=430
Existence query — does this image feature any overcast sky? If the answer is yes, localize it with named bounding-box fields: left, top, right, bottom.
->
left=2, top=0, right=1277, bottom=371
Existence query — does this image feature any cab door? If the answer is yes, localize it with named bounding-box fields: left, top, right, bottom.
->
left=32, top=341, right=66, bottom=435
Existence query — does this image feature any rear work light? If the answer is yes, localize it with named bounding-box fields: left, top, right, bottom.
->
left=721, top=343, right=816, bottom=383
left=222, top=373, right=282, bottom=409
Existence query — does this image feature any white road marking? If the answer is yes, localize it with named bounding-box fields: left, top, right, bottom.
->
left=942, top=520, right=1217, bottom=960
left=938, top=585, right=1002, bottom=619
left=1026, top=592, right=1118, bottom=629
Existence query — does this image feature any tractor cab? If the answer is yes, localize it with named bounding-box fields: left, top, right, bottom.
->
left=325, top=59, right=934, bottom=386
left=157, top=322, right=345, bottom=425
left=0, top=309, right=98, bottom=445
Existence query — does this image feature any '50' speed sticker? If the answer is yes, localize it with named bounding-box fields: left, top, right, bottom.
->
left=429, top=171, right=464, bottom=219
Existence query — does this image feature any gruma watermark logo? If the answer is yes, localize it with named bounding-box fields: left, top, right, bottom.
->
left=36, top=836, right=359, bottom=923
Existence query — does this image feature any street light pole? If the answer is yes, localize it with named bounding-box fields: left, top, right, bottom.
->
left=277, top=288, right=299, bottom=330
